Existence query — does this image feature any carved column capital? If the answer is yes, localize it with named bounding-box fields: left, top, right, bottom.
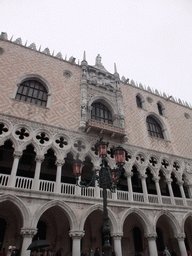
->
left=69, top=230, right=85, bottom=238
left=111, top=232, right=123, bottom=240
left=20, top=228, right=37, bottom=237
left=175, top=233, right=185, bottom=240
left=124, top=171, right=133, bottom=178
left=14, top=151, right=22, bottom=158
left=165, top=178, right=172, bottom=184
left=139, top=174, right=147, bottom=179
left=144, top=233, right=157, bottom=240
left=152, top=176, right=160, bottom=183
left=177, top=180, right=184, bottom=186
left=35, top=155, right=44, bottom=162
left=56, top=159, right=65, bottom=166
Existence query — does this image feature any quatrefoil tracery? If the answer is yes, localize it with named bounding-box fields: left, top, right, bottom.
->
left=74, top=140, right=86, bottom=152
left=36, top=132, right=49, bottom=144
left=15, top=128, right=29, bottom=140
left=149, top=156, right=158, bottom=167
left=55, top=136, right=68, bottom=148
left=0, top=123, right=8, bottom=135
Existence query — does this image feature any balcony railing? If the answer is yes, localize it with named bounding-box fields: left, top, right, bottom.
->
left=0, top=174, right=191, bottom=208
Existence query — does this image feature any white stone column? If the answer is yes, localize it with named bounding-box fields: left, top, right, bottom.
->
left=32, top=156, right=44, bottom=190
left=8, top=151, right=22, bottom=187
left=76, top=176, right=81, bottom=196
left=145, top=234, right=158, bottom=256
left=186, top=184, right=192, bottom=199
left=112, top=190, right=117, bottom=200
left=111, top=233, right=123, bottom=256
left=94, top=169, right=100, bottom=198
left=20, top=228, right=37, bottom=256
left=177, top=180, right=187, bottom=206
left=55, top=160, right=64, bottom=193
left=166, top=178, right=175, bottom=205
left=126, top=172, right=133, bottom=202
left=153, top=177, right=162, bottom=204
left=140, top=174, right=149, bottom=203
left=69, top=230, right=84, bottom=256
left=175, top=234, right=187, bottom=256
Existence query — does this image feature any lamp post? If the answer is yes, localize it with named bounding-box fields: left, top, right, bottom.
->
left=72, top=138, right=127, bottom=256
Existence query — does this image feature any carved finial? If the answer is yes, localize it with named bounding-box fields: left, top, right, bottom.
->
left=0, top=32, right=8, bottom=40
left=52, top=50, right=54, bottom=56
left=83, top=51, right=86, bottom=61
left=10, top=35, right=13, bottom=41
left=65, top=54, right=67, bottom=61
left=55, top=52, right=63, bottom=59
left=114, top=63, right=117, bottom=73
left=25, top=40, right=28, bottom=46
left=39, top=45, right=41, bottom=51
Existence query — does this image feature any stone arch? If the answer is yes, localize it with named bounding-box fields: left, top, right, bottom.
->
left=146, top=113, right=170, bottom=140
left=0, top=136, right=18, bottom=150
left=181, top=212, right=192, bottom=233
left=0, top=194, right=30, bottom=227
left=12, top=74, right=52, bottom=108
left=157, top=101, right=166, bottom=117
left=136, top=93, right=146, bottom=109
left=79, top=204, right=118, bottom=233
left=153, top=210, right=182, bottom=235
left=20, top=140, right=40, bottom=156
left=88, top=95, right=118, bottom=117
left=31, top=200, right=78, bottom=231
left=42, top=144, right=61, bottom=160
left=120, top=207, right=152, bottom=234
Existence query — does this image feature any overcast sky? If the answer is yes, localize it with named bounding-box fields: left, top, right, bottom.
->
left=0, top=0, right=192, bottom=105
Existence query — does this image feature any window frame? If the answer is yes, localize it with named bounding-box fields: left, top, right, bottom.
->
left=146, top=115, right=164, bottom=139
left=91, top=102, right=113, bottom=124
left=12, top=75, right=52, bottom=108
left=16, top=80, right=48, bottom=107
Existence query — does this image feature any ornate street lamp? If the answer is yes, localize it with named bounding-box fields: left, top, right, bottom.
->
left=72, top=138, right=127, bottom=256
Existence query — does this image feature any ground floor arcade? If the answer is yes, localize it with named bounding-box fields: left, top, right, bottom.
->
left=0, top=193, right=192, bottom=256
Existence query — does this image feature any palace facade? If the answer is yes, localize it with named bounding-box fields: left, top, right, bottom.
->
left=0, top=32, right=192, bottom=256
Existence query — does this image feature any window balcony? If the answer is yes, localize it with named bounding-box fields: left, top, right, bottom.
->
left=86, top=119, right=126, bottom=139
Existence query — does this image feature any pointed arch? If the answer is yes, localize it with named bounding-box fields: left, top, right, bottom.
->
left=79, top=204, right=119, bottom=233
left=88, top=96, right=118, bottom=117
left=146, top=113, right=170, bottom=140
left=0, top=194, right=30, bottom=227
left=120, top=207, right=152, bottom=234
left=153, top=210, right=182, bottom=235
left=31, top=200, right=78, bottom=230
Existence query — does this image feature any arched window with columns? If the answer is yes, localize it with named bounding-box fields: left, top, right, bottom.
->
left=146, top=115, right=164, bottom=139
left=0, top=140, right=14, bottom=176
left=91, top=102, right=112, bottom=124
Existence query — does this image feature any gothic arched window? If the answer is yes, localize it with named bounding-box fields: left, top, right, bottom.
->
left=16, top=80, right=48, bottom=107
left=157, top=102, right=163, bottom=115
left=146, top=116, right=164, bottom=139
left=136, top=95, right=142, bottom=108
left=91, top=102, right=112, bottom=124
